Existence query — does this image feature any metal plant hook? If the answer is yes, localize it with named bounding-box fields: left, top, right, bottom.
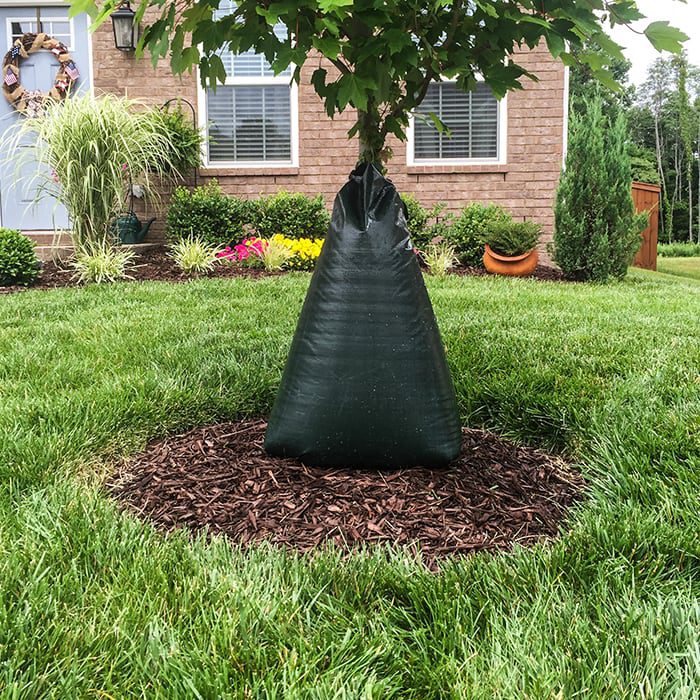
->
left=161, top=97, right=198, bottom=188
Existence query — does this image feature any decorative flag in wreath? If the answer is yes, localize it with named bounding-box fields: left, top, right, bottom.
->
left=1, top=32, right=80, bottom=117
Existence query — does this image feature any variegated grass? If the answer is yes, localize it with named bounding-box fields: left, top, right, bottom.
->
left=3, top=94, right=175, bottom=252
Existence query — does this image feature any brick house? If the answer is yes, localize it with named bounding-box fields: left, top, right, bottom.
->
left=1, top=2, right=568, bottom=248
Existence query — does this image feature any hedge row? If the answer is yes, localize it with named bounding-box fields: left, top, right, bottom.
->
left=167, top=181, right=516, bottom=268
left=166, top=181, right=330, bottom=246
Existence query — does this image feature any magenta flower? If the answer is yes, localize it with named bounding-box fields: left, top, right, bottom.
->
left=234, top=243, right=250, bottom=260
left=216, top=246, right=236, bottom=260
left=244, top=237, right=266, bottom=257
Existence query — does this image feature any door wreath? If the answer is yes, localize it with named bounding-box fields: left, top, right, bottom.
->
left=2, top=32, right=80, bottom=118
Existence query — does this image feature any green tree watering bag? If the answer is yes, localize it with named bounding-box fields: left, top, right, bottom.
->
left=265, top=163, right=461, bottom=468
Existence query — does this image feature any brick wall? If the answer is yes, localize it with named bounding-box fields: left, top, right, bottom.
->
left=91, top=27, right=566, bottom=244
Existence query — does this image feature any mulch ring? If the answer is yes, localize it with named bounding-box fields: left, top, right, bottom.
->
left=1, top=247, right=565, bottom=294
left=108, top=420, right=584, bottom=569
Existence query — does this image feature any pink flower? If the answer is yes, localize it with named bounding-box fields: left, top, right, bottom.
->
left=244, top=237, right=266, bottom=257
left=216, top=246, right=236, bottom=260
left=51, top=169, right=59, bottom=184
left=121, top=163, right=128, bottom=171
left=234, top=244, right=249, bottom=260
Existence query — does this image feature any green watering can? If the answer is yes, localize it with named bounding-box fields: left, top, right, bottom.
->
left=113, top=212, right=156, bottom=245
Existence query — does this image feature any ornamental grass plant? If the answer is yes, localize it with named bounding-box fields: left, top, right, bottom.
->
left=6, top=95, right=175, bottom=252
left=421, top=239, right=458, bottom=277
left=168, top=236, right=220, bottom=275
left=259, top=236, right=294, bottom=271
left=70, top=240, right=136, bottom=284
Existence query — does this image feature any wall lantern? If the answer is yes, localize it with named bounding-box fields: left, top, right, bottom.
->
left=111, top=1, right=138, bottom=52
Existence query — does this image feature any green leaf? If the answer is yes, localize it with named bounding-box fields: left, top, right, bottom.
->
left=383, top=28, right=410, bottom=55
left=426, top=111, right=450, bottom=135
left=591, top=68, right=621, bottom=93
left=644, top=21, right=689, bottom=54
left=607, top=2, right=645, bottom=25
left=318, top=0, right=353, bottom=12
left=545, top=32, right=565, bottom=59
left=592, top=31, right=625, bottom=62
left=312, top=36, right=342, bottom=58
left=519, top=16, right=552, bottom=30
left=69, top=0, right=99, bottom=19
left=473, top=0, right=498, bottom=19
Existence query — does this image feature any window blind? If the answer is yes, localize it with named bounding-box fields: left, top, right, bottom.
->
left=414, top=82, right=499, bottom=161
left=207, top=85, right=292, bottom=162
left=206, top=2, right=293, bottom=164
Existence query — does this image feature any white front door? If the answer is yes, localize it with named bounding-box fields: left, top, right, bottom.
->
left=0, top=6, right=91, bottom=230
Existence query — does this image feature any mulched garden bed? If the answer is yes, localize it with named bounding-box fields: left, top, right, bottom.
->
left=1, top=246, right=565, bottom=294
left=0, top=248, right=282, bottom=294
left=108, top=419, right=583, bottom=568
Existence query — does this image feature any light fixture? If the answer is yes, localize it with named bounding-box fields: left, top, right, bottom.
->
left=111, top=1, right=138, bottom=52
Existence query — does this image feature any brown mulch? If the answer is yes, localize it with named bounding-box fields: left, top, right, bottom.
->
left=0, top=248, right=281, bottom=294
left=1, top=247, right=565, bottom=294
left=108, top=419, right=583, bottom=568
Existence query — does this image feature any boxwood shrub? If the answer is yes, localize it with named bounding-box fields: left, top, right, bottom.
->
left=446, top=203, right=513, bottom=267
left=0, top=228, right=39, bottom=286
left=252, top=191, right=330, bottom=240
left=166, top=180, right=251, bottom=247
left=401, top=194, right=452, bottom=250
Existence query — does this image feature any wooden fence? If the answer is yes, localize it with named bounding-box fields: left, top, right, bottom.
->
left=632, top=181, right=661, bottom=271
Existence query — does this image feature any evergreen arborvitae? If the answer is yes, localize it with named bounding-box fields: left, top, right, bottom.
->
left=553, top=97, right=645, bottom=282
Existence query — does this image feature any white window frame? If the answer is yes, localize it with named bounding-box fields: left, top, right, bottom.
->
left=5, top=15, right=76, bottom=50
left=197, top=66, right=299, bottom=169
left=406, top=78, right=507, bottom=167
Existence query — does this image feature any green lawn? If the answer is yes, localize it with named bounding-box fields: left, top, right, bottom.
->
left=1, top=270, right=700, bottom=698
left=657, top=256, right=700, bottom=281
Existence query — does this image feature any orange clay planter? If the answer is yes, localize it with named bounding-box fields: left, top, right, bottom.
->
left=483, top=244, right=538, bottom=277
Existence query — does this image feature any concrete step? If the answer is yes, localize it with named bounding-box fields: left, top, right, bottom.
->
left=35, top=242, right=162, bottom=262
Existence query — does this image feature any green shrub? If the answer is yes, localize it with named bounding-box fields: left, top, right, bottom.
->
left=658, top=242, right=700, bottom=257
left=252, top=191, right=330, bottom=240
left=147, top=104, right=203, bottom=178
left=402, top=193, right=430, bottom=246
left=168, top=236, right=220, bottom=274
left=629, top=143, right=660, bottom=186
left=553, top=98, right=646, bottom=282
left=166, top=180, right=251, bottom=247
left=486, top=221, right=542, bottom=257
left=401, top=194, right=451, bottom=249
left=446, top=203, right=512, bottom=267
left=0, top=228, right=39, bottom=286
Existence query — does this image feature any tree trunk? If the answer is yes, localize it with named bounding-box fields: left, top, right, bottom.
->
left=356, top=101, right=386, bottom=167
left=654, top=114, right=668, bottom=242
left=689, top=163, right=694, bottom=243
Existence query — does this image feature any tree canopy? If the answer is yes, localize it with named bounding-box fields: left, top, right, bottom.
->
left=77, top=0, right=687, bottom=163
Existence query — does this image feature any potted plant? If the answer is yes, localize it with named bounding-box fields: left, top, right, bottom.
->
left=483, top=220, right=541, bottom=277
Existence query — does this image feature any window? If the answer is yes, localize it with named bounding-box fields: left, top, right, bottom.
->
left=204, top=2, right=295, bottom=166
left=8, top=17, right=73, bottom=49
left=410, top=81, right=504, bottom=164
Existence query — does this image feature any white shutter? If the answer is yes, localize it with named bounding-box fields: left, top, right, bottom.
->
left=414, top=82, right=499, bottom=161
